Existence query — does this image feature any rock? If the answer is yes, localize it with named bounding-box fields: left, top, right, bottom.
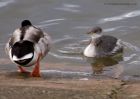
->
left=0, top=71, right=122, bottom=99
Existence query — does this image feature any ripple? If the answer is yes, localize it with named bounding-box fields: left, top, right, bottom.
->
left=55, top=3, right=80, bottom=13
left=130, top=26, right=140, bottom=29
left=128, top=61, right=140, bottom=65
left=41, top=70, right=91, bottom=75
left=58, top=48, right=82, bottom=55
left=40, top=18, right=66, bottom=24
left=41, top=70, right=91, bottom=79
left=37, top=18, right=66, bottom=28
left=53, top=35, right=73, bottom=44
left=122, top=41, right=140, bottom=52
left=37, top=23, right=59, bottom=28
left=73, top=26, right=92, bottom=29
left=103, top=26, right=137, bottom=33
left=122, top=41, right=140, bottom=62
left=58, top=50, right=78, bottom=54
left=124, top=54, right=137, bottom=62
left=99, top=10, right=140, bottom=23
left=55, top=8, right=80, bottom=13
left=63, top=4, right=80, bottom=8
left=50, top=35, right=84, bottom=60
left=0, top=0, right=14, bottom=8
left=63, top=46, right=83, bottom=50
left=0, top=43, right=5, bottom=46
left=58, top=43, right=84, bottom=55
left=124, top=10, right=140, bottom=18
left=49, top=52, right=83, bottom=60
left=104, top=27, right=121, bottom=32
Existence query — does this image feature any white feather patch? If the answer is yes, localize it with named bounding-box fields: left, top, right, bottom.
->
left=12, top=53, right=33, bottom=61
left=84, top=44, right=96, bottom=57
left=83, top=34, right=101, bottom=57
left=112, top=39, right=122, bottom=53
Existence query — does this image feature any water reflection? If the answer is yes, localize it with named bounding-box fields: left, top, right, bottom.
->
left=88, top=52, right=123, bottom=75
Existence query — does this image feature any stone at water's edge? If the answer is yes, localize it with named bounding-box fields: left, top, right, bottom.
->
left=0, top=71, right=122, bottom=99
left=117, top=83, right=140, bottom=99
left=0, top=71, right=140, bottom=99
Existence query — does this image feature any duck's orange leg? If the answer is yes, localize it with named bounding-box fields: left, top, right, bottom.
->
left=31, top=54, right=41, bottom=77
left=18, top=66, right=30, bottom=73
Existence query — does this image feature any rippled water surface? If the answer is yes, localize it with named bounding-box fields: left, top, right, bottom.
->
left=1, top=0, right=140, bottom=79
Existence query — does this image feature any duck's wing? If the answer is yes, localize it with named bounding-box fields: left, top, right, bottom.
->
left=38, top=32, right=51, bottom=57
left=33, top=28, right=51, bottom=58
left=20, top=25, right=51, bottom=58
left=5, top=35, right=15, bottom=54
left=5, top=28, right=25, bottom=54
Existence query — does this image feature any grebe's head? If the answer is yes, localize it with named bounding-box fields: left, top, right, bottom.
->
left=87, top=26, right=102, bottom=35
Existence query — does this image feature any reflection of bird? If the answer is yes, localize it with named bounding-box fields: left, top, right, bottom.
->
left=5, top=20, right=51, bottom=77
left=84, top=26, right=123, bottom=74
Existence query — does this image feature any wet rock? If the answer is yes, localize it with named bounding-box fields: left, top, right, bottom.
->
left=0, top=71, right=139, bottom=99
left=117, top=83, right=140, bottom=99
left=0, top=71, right=123, bottom=99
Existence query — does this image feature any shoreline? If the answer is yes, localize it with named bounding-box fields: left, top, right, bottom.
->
left=0, top=71, right=139, bottom=99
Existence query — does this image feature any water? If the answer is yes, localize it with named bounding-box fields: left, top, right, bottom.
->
left=1, top=0, right=140, bottom=79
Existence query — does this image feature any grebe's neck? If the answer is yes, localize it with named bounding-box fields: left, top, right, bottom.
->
left=91, top=34, right=102, bottom=40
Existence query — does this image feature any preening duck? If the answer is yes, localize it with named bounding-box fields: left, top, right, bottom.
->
left=5, top=20, right=51, bottom=77
left=84, top=26, right=123, bottom=74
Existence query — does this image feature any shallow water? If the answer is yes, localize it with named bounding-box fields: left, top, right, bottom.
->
left=1, top=0, right=140, bottom=79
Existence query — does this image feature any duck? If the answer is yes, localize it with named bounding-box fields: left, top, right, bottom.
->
left=5, top=20, right=51, bottom=77
left=84, top=26, right=123, bottom=74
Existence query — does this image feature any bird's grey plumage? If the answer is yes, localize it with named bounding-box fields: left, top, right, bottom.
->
left=84, top=27, right=123, bottom=58
left=94, top=35, right=123, bottom=57
left=95, top=35, right=117, bottom=52
left=84, top=26, right=123, bottom=75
